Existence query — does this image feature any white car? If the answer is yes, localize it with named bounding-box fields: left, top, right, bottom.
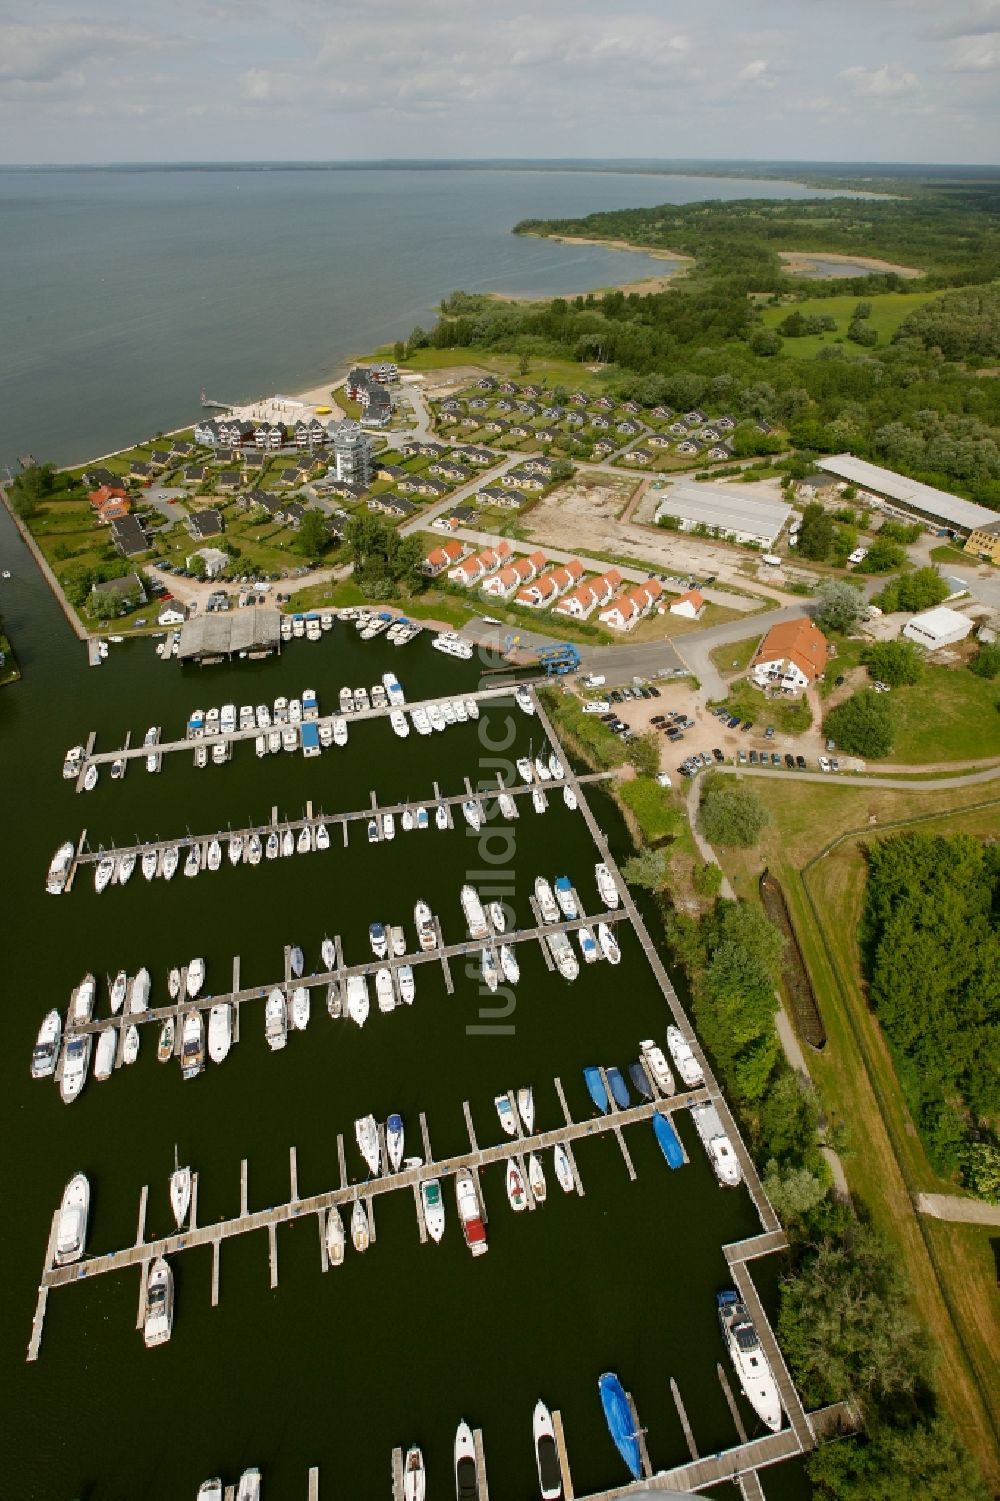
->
left=583, top=673, right=606, bottom=689
left=582, top=700, right=611, bottom=714
left=818, top=756, right=831, bottom=772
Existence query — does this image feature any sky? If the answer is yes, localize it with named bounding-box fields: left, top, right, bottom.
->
left=1, top=0, right=998, bottom=166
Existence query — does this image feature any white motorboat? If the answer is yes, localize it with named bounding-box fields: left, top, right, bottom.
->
left=421, top=1179, right=445, bottom=1243
left=333, top=717, right=348, bottom=747
left=534, top=1401, right=562, bottom=1500
left=480, top=947, right=498, bottom=992
left=667, top=1025, right=705, bottom=1087
left=94, top=854, right=115, bottom=894
left=268, top=730, right=282, bottom=754
left=297, top=825, right=312, bottom=854
left=369, top=921, right=388, bottom=959
left=488, top=901, right=506, bottom=933
left=144, top=1258, right=174, bottom=1349
left=515, top=756, right=533, bottom=783
left=208, top=1002, right=232, bottom=1062
left=461, top=798, right=482, bottom=831
left=54, top=1173, right=90, bottom=1265
left=461, top=884, right=489, bottom=939
left=465, top=697, right=479, bottom=720
left=129, top=967, right=151, bottom=1014
left=690, top=1102, right=742, bottom=1187
left=427, top=704, right=446, bottom=733
left=167, top=968, right=181, bottom=1001
left=351, top=1198, right=370, bottom=1253
left=718, top=1291, right=783, bottom=1432
left=326, top=1206, right=346, bottom=1266
left=386, top=1113, right=405, bottom=1173
left=516, top=685, right=534, bottom=714
left=256, top=703, right=271, bottom=729
left=441, top=699, right=456, bottom=725
left=410, top=707, right=431, bottom=736
left=577, top=926, right=599, bottom=964
left=397, top=964, right=416, bottom=1004
left=453, top=697, right=468, bottom=723
left=228, top=834, right=243, bottom=866
left=390, top=708, right=410, bottom=738
left=516, top=1086, right=534, bottom=1134
left=275, top=695, right=289, bottom=723
left=455, top=1171, right=487, bottom=1256
left=507, top=1159, right=529, bottom=1212
left=211, top=741, right=227, bottom=765
left=367, top=818, right=379, bottom=844
left=315, top=823, right=330, bottom=851
left=62, top=746, right=84, bottom=780
left=187, top=957, right=205, bottom=997
left=289, top=697, right=302, bottom=723
left=198, top=1481, right=223, bottom=1501
left=499, top=944, right=519, bottom=985
left=94, top=1026, right=116, bottom=1081
left=281, top=828, right=295, bottom=857
left=290, top=945, right=304, bottom=978
left=161, top=845, right=179, bottom=880
left=83, top=763, right=99, bottom=792
left=390, top=925, right=406, bottom=957
left=547, top=931, right=579, bottom=981
left=495, top=1093, right=517, bottom=1137
left=184, top=845, right=201, bottom=878
left=157, top=1018, right=175, bottom=1062
left=640, top=1040, right=675, bottom=1097
left=595, top=862, right=619, bottom=910
left=170, top=1156, right=192, bottom=1229
left=236, top=1469, right=261, bottom=1501
left=534, top=878, right=559, bottom=924
left=403, top=1447, right=426, bottom=1501
left=431, top=630, right=473, bottom=660
left=60, top=1034, right=92, bottom=1103
left=498, top=791, right=517, bottom=821
left=597, top=922, right=621, bottom=965
left=355, top=1114, right=381, bottom=1176
left=46, top=841, right=75, bottom=894
left=376, top=968, right=395, bottom=1013
left=532, top=787, right=547, bottom=814
left=266, top=831, right=279, bottom=859
left=382, top=812, right=395, bottom=841
left=415, top=900, right=437, bottom=951
left=265, top=989, right=287, bottom=1051
left=122, top=1024, right=140, bottom=1065
left=206, top=838, right=222, bottom=872
left=354, top=687, right=369, bottom=712
left=401, top=808, right=414, bottom=833
left=247, top=833, right=262, bottom=864
left=282, top=728, right=298, bottom=753
left=346, top=974, right=369, bottom=1027
left=321, top=937, right=336, bottom=970
left=435, top=802, right=448, bottom=830
left=255, top=734, right=266, bottom=759
left=553, top=1143, right=575, bottom=1194
left=180, top=1010, right=205, bottom=1079
left=454, top=1422, right=479, bottom=1499
left=528, top=1152, right=547, bottom=1204
left=291, top=987, right=310, bottom=1030
left=109, top=969, right=128, bottom=1013
left=554, top=876, right=577, bottom=919
left=327, top=980, right=343, bottom=1019
left=73, top=973, right=96, bottom=1023
left=31, top=1009, right=62, bottom=1079
left=563, top=784, right=578, bottom=810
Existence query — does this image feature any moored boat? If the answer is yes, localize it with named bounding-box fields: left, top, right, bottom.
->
left=461, top=798, right=481, bottom=831
left=598, top=1372, right=642, bottom=1480
left=326, top=1206, right=345, bottom=1266
left=652, top=1111, right=685, bottom=1169
left=454, top=1420, right=479, bottom=1498
left=563, top=784, right=578, bottom=810
left=403, top=1444, right=426, bottom=1501
left=289, top=944, right=304, bottom=978
left=421, top=1177, right=445, bottom=1243
left=606, top=1066, right=630, bottom=1110
left=499, top=944, right=519, bottom=985
left=94, top=1025, right=116, bottom=1080
left=122, top=1024, right=140, bottom=1065
left=181, top=1010, right=204, bottom=1079
left=369, top=921, right=388, bottom=959
left=583, top=1066, right=609, bottom=1114
left=533, top=1401, right=562, bottom=1500
left=31, top=1010, right=62, bottom=1079
left=54, top=1173, right=90, bottom=1265
left=94, top=854, right=115, bottom=894
left=534, top=878, right=559, bottom=925
left=718, top=1290, right=783, bottom=1432
left=46, top=840, right=75, bottom=895
left=60, top=1034, right=92, bottom=1104
left=547, top=931, right=579, bottom=981
left=577, top=926, right=599, bottom=964
left=170, top=1156, right=192, bottom=1228
left=628, top=1061, right=654, bottom=1102
left=415, top=900, right=437, bottom=951
left=667, top=1025, right=704, bottom=1087
left=595, top=862, right=619, bottom=909
left=187, top=957, right=205, bottom=997
left=351, top=1197, right=370, bottom=1253
left=690, top=1102, right=742, bottom=1187
left=597, top=922, right=621, bottom=965
left=495, top=1093, right=516, bottom=1136
left=129, top=966, right=151, bottom=1014
left=506, top=1159, right=528, bottom=1212
left=72, top=972, right=96, bottom=1023
left=376, top=967, right=395, bottom=1013
left=346, top=974, right=369, bottom=1027
left=265, top=989, right=287, bottom=1051
left=208, top=1002, right=232, bottom=1062
left=640, top=1040, right=675, bottom=1097
left=397, top=964, right=415, bottom=1004
left=157, top=1017, right=175, bottom=1062
left=532, top=786, right=547, bottom=814
left=527, top=1152, right=546, bottom=1204
left=516, top=1086, right=534, bottom=1134
left=355, top=1113, right=381, bottom=1176
left=554, top=876, right=577, bottom=919
left=480, top=948, right=498, bottom=993
left=143, top=1256, right=174, bottom=1348
left=455, top=1171, right=487, bottom=1256
left=553, top=1143, right=574, bottom=1194
left=461, top=884, right=489, bottom=940
left=515, top=685, right=534, bottom=714
left=386, top=1113, right=405, bottom=1173
left=236, top=1468, right=261, bottom=1501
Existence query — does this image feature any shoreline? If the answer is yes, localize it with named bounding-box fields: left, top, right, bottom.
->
left=510, top=231, right=694, bottom=298
left=779, top=249, right=924, bottom=278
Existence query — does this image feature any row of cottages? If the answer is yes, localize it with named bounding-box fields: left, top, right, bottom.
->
left=482, top=550, right=548, bottom=600
left=552, top=568, right=623, bottom=621
left=447, top=541, right=513, bottom=586
left=598, top=578, right=665, bottom=633
left=421, top=540, right=468, bottom=578
left=750, top=618, right=829, bottom=695
left=516, top=559, right=584, bottom=610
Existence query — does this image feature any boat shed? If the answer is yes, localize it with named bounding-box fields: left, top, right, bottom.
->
left=177, top=608, right=281, bottom=663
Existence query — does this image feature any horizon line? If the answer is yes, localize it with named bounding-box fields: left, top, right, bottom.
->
left=0, top=155, right=997, bottom=172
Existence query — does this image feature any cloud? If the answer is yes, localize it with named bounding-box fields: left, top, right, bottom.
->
left=0, top=18, right=180, bottom=98
left=839, top=61, right=919, bottom=95
left=738, top=58, right=776, bottom=86
left=948, top=33, right=1000, bottom=67
left=928, top=0, right=1000, bottom=38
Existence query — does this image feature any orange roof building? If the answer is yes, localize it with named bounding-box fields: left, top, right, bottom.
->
left=751, top=617, right=829, bottom=693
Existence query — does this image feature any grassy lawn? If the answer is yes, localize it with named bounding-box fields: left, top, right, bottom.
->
left=887, top=665, right=1000, bottom=763
left=713, top=680, right=812, bottom=734
left=759, top=288, right=942, bottom=358
left=930, top=543, right=975, bottom=566
left=627, top=600, right=745, bottom=641
left=714, top=780, right=1000, bottom=1487
left=391, top=347, right=615, bottom=393
left=286, top=579, right=364, bottom=613
left=709, top=633, right=761, bottom=676
left=617, top=776, right=680, bottom=840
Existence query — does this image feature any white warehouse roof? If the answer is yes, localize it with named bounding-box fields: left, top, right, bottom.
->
left=653, top=481, right=792, bottom=544
left=816, top=454, right=998, bottom=533
left=901, top=605, right=973, bottom=647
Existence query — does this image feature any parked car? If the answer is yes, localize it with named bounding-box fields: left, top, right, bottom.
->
left=819, top=756, right=831, bottom=773
left=764, top=726, right=774, bottom=739
left=737, top=750, right=748, bottom=765
left=770, top=752, right=781, bottom=767
left=749, top=750, right=758, bottom=765
left=713, top=748, right=724, bottom=763
left=583, top=701, right=611, bottom=715
left=784, top=753, right=796, bottom=769
left=796, top=755, right=807, bottom=769
left=830, top=758, right=840, bottom=773
left=727, top=715, right=741, bottom=729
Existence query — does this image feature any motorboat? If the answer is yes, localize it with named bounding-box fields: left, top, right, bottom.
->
left=583, top=1067, right=609, bottom=1114
left=282, top=728, right=298, bottom=753
left=54, top=1173, right=90, bottom=1265
left=236, top=1469, right=261, bottom=1501
left=290, top=945, right=304, bottom=978
left=122, top=1024, right=140, bottom=1065
left=599, top=1373, right=642, bottom=1480
left=247, top=833, right=262, bottom=864
left=516, top=1087, right=534, bottom=1134
left=577, top=926, right=599, bottom=964
left=351, top=1198, right=370, bottom=1253
left=268, top=729, right=282, bottom=754
left=255, top=704, right=271, bottom=729
left=157, top=1018, right=175, bottom=1062
left=480, top=948, right=498, bottom=993
left=62, top=745, right=84, bottom=780
left=563, top=784, right=578, bottom=811
left=532, top=787, right=547, bottom=814
left=129, top=967, right=151, bottom=1014
left=534, top=1402, right=562, bottom=1500
left=427, top=704, right=446, bottom=733
left=382, top=812, right=395, bottom=841
left=640, top=1040, right=675, bottom=1097
left=346, top=974, right=370, bottom=1027
left=181, top=1010, right=205, bottom=1079
left=228, top=834, right=243, bottom=866
left=367, top=819, right=379, bottom=844
left=46, top=841, right=75, bottom=894
left=205, top=708, right=221, bottom=735
left=553, top=1143, right=574, bottom=1194
left=255, top=734, right=266, bottom=759
left=353, top=687, right=369, bottom=712
left=170, top=1156, right=192, bottom=1229
left=187, top=958, right=205, bottom=997
left=302, top=689, right=318, bottom=720
left=297, top=825, right=312, bottom=854
left=369, top=921, right=388, bottom=959
left=628, top=1061, right=654, bottom=1102
left=326, top=1206, right=345, bottom=1267
left=83, top=764, right=98, bottom=792
left=554, top=876, right=577, bottom=919
left=355, top=1114, right=381, bottom=1176
left=386, top=1113, right=405, bottom=1173
left=421, top=1178, right=445, bottom=1243
left=454, top=1420, right=479, bottom=1497
left=73, top=973, right=97, bottom=1023
left=461, top=884, right=489, bottom=940
left=461, top=798, right=482, bottom=831
left=321, top=937, right=336, bottom=970
left=667, top=1025, right=704, bottom=1088
left=208, top=1003, right=232, bottom=1062
left=401, top=809, right=413, bottom=836
left=211, top=742, right=227, bottom=765
left=718, top=1290, right=783, bottom=1432
left=315, top=823, right=330, bottom=852
left=534, top=878, right=558, bottom=924
left=435, top=802, right=448, bottom=830
left=455, top=1171, right=487, bottom=1256
left=397, top=965, right=415, bottom=1004
left=60, top=1035, right=92, bottom=1103
left=495, top=1094, right=516, bottom=1137
left=488, top=901, right=506, bottom=933
left=281, top=828, right=295, bottom=857
left=206, top=838, right=222, bottom=872
left=690, top=1102, right=742, bottom=1187
left=94, top=854, right=115, bottom=894
left=265, top=989, right=287, bottom=1051
left=390, top=925, right=406, bottom=957
left=515, top=685, right=534, bottom=714
left=110, top=969, right=128, bottom=1013
left=390, top=709, right=410, bottom=738
left=141, top=847, right=158, bottom=881
left=431, top=630, right=473, bottom=660
left=506, top=1159, right=528, bottom=1212
left=606, top=1067, right=630, bottom=1110
left=198, top=1482, right=222, bottom=1501
left=266, top=831, right=280, bottom=860
left=327, top=980, right=342, bottom=1019
left=465, top=697, right=479, bottom=721
left=411, top=707, right=431, bottom=736
left=415, top=901, right=437, bottom=951
left=31, top=1010, right=62, bottom=1079
left=515, top=756, right=533, bottom=783
left=333, top=717, right=348, bottom=747
left=499, top=945, right=519, bottom=985
left=184, top=845, right=201, bottom=878
left=403, top=1446, right=426, bottom=1501
left=161, top=845, right=179, bottom=880
left=527, top=1153, right=546, bottom=1204
left=239, top=705, right=254, bottom=730
left=376, top=967, right=395, bottom=1013
left=547, top=931, right=579, bottom=981
left=94, top=1026, right=116, bottom=1081
left=595, top=863, right=619, bottom=909
left=291, top=988, right=309, bottom=1030
left=289, top=697, right=303, bottom=723
left=141, top=1254, right=173, bottom=1350
left=597, top=922, right=621, bottom=965
left=653, top=1112, right=685, bottom=1169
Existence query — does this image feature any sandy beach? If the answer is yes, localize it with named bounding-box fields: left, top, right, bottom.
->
left=779, top=250, right=924, bottom=278
left=501, top=232, right=694, bottom=299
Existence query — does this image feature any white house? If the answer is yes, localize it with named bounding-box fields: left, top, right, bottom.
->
left=669, top=589, right=705, bottom=620
left=157, top=605, right=187, bottom=627
left=902, top=606, right=973, bottom=651
left=188, top=547, right=229, bottom=579
left=751, top=618, right=829, bottom=694
left=598, top=579, right=664, bottom=632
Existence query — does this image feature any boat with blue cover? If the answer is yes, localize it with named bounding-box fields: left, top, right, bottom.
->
left=606, top=1067, right=630, bottom=1110
left=627, top=1062, right=653, bottom=1102
left=583, top=1067, right=609, bottom=1113
left=598, top=1372, right=642, bottom=1479
left=652, top=1111, right=684, bottom=1169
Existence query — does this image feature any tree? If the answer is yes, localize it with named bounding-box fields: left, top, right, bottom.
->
left=815, top=578, right=866, bottom=634
left=875, top=567, right=950, bottom=613
left=970, top=642, right=1000, bottom=679
left=698, top=774, right=770, bottom=848
left=296, top=509, right=328, bottom=558
left=621, top=847, right=669, bottom=891
left=762, top=1160, right=830, bottom=1225
left=749, top=328, right=782, bottom=356
left=517, top=351, right=530, bottom=375
left=627, top=732, right=660, bottom=778
left=188, top=553, right=207, bottom=580
left=549, top=458, right=575, bottom=482
left=694, top=862, right=723, bottom=897
left=392, top=340, right=405, bottom=362
left=824, top=689, right=894, bottom=758
left=859, top=535, right=905, bottom=573
left=797, top=502, right=836, bottom=561
left=808, top=1417, right=989, bottom=1501
left=860, top=640, right=923, bottom=687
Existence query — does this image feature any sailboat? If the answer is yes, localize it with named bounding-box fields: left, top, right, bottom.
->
left=109, top=969, right=128, bottom=1014
left=157, top=1018, right=175, bottom=1062
left=527, top=1153, right=546, bottom=1204
left=506, top=1159, right=528, bottom=1211
left=170, top=1151, right=192, bottom=1230
left=351, top=1198, right=370, bottom=1253
left=499, top=945, right=519, bottom=985
left=495, top=1094, right=516, bottom=1136
left=386, top=1113, right=405, bottom=1173
left=553, top=1143, right=575, bottom=1194
left=289, top=945, right=304, bottom=978
left=122, top=1025, right=140, bottom=1065
left=321, top=937, right=336, bottom=970
left=598, top=1372, right=642, bottom=1480
left=326, top=1206, right=345, bottom=1267
left=355, top=1113, right=381, bottom=1176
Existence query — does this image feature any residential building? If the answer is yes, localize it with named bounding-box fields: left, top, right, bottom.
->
left=367, top=494, right=417, bottom=519
left=193, top=418, right=221, bottom=446
left=88, top=483, right=128, bottom=509
left=554, top=567, right=623, bottom=620
left=477, top=487, right=522, bottom=509
left=963, top=518, right=1000, bottom=564
left=188, top=547, right=229, bottom=579
left=92, top=492, right=131, bottom=524
left=598, top=579, right=664, bottom=632
left=669, top=589, right=705, bottom=620
left=187, top=508, right=225, bottom=541
left=130, top=460, right=153, bottom=484
left=181, top=465, right=206, bottom=484
left=482, top=550, right=546, bottom=599
left=111, top=516, right=149, bottom=557
left=91, top=572, right=147, bottom=610
left=902, top=606, right=974, bottom=650
left=751, top=618, right=829, bottom=694
left=217, top=470, right=241, bottom=491
left=422, top=540, right=467, bottom=576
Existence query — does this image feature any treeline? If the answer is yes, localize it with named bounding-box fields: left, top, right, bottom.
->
left=860, top=833, right=1000, bottom=1195
left=894, top=282, right=1000, bottom=362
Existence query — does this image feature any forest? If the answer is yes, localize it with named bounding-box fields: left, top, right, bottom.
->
left=860, top=833, right=999, bottom=1195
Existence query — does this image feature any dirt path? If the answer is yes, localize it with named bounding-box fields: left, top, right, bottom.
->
left=916, top=1194, right=1000, bottom=1227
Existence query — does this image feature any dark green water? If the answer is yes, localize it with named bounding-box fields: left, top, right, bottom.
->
left=2, top=497, right=803, bottom=1499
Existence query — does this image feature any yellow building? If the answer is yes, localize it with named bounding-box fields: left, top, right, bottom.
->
left=964, top=519, right=1000, bottom=564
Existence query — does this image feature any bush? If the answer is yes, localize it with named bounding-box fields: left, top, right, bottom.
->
left=627, top=731, right=661, bottom=778
left=858, top=535, right=905, bottom=574
left=698, top=774, right=770, bottom=847
left=970, top=642, right=1000, bottom=679
left=824, top=689, right=894, bottom=758
left=860, top=640, right=923, bottom=687
left=815, top=578, right=866, bottom=633
left=797, top=501, right=836, bottom=561
left=875, top=567, right=949, bottom=614
left=621, top=847, right=669, bottom=891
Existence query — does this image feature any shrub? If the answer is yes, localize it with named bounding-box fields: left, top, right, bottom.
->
left=698, top=774, right=770, bottom=847
left=815, top=578, right=866, bottom=633
left=970, top=642, right=1000, bottom=679
left=860, top=640, right=923, bottom=687
left=824, top=689, right=894, bottom=758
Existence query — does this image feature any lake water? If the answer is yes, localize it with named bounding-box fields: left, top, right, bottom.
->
left=0, top=166, right=847, bottom=472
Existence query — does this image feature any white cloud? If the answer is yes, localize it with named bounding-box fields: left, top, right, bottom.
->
left=739, top=59, right=770, bottom=80
left=929, top=0, right=1000, bottom=38
left=839, top=61, right=919, bottom=95
left=948, top=32, right=1000, bottom=67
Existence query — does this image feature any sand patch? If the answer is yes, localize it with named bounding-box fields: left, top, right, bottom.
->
left=780, top=251, right=923, bottom=279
